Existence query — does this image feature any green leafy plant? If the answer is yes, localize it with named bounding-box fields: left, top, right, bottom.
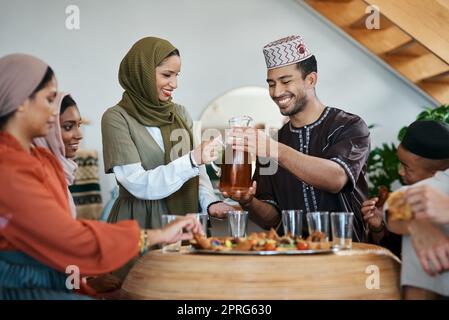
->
left=368, top=104, right=449, bottom=197
left=367, top=143, right=400, bottom=197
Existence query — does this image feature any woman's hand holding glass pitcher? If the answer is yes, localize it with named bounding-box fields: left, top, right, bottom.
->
left=191, top=137, right=222, bottom=166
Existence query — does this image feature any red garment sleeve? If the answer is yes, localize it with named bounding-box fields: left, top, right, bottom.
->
left=0, top=159, right=140, bottom=276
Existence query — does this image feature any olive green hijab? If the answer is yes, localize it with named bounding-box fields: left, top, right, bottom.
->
left=118, top=37, right=199, bottom=215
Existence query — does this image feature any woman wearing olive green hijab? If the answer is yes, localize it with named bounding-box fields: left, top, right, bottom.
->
left=102, top=37, right=233, bottom=230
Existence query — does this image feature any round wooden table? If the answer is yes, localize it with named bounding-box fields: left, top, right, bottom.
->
left=121, top=243, right=401, bottom=300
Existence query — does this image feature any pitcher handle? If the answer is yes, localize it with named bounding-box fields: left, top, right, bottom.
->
left=210, top=161, right=221, bottom=178
left=209, top=136, right=225, bottom=178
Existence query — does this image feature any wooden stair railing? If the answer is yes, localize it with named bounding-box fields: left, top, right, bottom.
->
left=302, top=0, right=449, bottom=104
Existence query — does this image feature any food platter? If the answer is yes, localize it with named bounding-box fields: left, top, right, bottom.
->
left=189, top=247, right=338, bottom=255
left=189, top=228, right=338, bottom=255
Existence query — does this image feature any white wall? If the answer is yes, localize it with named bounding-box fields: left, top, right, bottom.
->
left=0, top=0, right=435, bottom=204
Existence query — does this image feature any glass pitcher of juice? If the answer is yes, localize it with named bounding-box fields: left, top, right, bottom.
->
left=211, top=115, right=254, bottom=197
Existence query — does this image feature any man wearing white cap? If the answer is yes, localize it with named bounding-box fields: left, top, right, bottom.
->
left=222, top=35, right=371, bottom=241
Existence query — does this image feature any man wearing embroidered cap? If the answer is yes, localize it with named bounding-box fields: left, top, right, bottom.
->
left=220, top=35, right=371, bottom=242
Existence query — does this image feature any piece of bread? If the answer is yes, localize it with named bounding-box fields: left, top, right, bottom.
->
left=386, top=190, right=412, bottom=221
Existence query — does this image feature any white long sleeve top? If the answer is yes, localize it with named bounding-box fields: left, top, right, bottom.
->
left=113, top=126, right=218, bottom=212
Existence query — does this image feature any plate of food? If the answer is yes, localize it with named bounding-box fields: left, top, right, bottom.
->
left=189, top=228, right=338, bottom=255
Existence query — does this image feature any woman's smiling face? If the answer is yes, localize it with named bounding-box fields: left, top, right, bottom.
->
left=60, top=105, right=83, bottom=158
left=155, top=54, right=181, bottom=102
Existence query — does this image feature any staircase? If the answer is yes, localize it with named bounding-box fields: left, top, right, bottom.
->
left=302, top=0, right=449, bottom=104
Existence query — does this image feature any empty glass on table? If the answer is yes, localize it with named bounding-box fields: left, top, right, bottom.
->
left=330, top=212, right=354, bottom=249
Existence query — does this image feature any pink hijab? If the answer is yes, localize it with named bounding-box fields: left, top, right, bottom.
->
left=34, top=92, right=78, bottom=218
left=0, top=54, right=48, bottom=117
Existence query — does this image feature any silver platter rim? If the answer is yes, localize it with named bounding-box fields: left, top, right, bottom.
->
left=189, top=247, right=340, bottom=255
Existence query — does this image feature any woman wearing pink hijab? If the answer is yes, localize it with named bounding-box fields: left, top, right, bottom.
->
left=0, top=53, right=203, bottom=299
left=34, top=93, right=83, bottom=218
